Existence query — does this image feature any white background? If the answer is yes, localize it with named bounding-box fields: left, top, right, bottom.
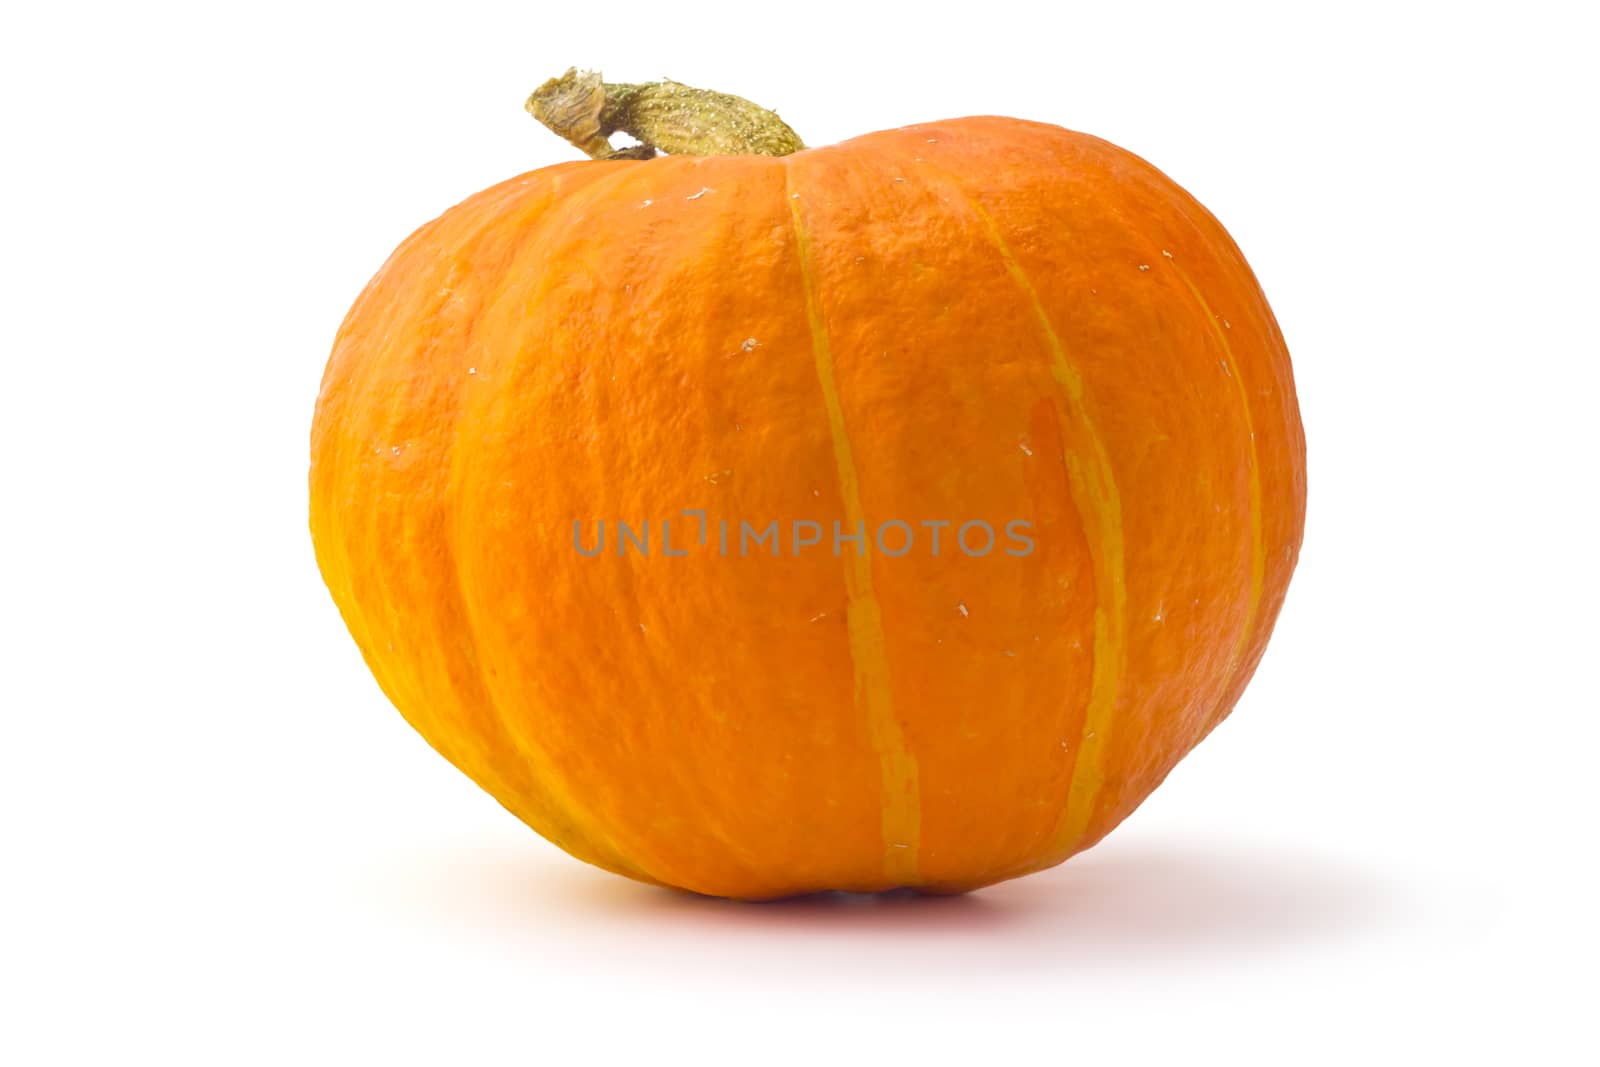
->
left=4, top=1, right=1596, bottom=1062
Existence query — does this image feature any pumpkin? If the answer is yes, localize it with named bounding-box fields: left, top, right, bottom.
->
left=309, top=69, right=1306, bottom=899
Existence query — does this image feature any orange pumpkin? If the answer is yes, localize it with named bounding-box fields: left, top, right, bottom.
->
left=310, top=70, right=1306, bottom=899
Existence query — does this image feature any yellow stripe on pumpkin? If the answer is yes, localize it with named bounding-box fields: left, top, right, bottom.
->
left=961, top=195, right=1129, bottom=857
left=1169, top=263, right=1266, bottom=743
left=785, top=174, right=922, bottom=885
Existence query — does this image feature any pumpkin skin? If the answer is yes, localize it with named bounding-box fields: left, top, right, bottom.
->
left=310, top=115, right=1306, bottom=899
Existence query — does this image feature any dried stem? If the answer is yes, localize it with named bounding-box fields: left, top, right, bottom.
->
left=527, top=68, right=805, bottom=160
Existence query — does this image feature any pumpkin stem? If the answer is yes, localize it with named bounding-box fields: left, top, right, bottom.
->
left=526, top=68, right=805, bottom=160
